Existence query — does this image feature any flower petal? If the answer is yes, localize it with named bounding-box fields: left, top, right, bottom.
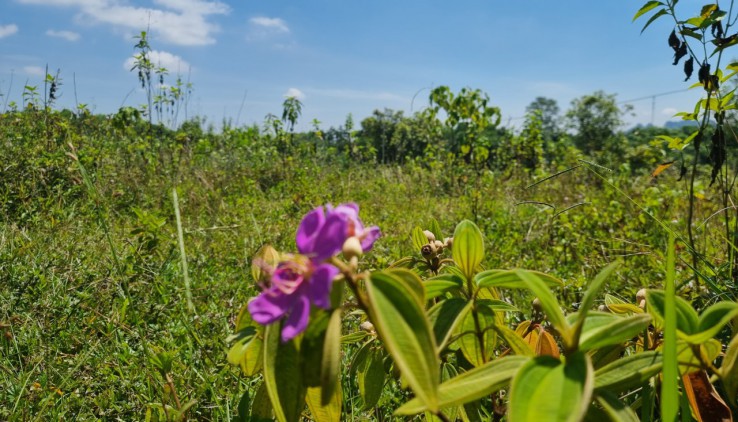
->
left=248, top=289, right=293, bottom=325
left=360, top=225, right=381, bottom=252
left=281, top=295, right=311, bottom=341
left=311, top=212, right=348, bottom=262
left=309, top=264, right=339, bottom=308
left=296, top=207, right=325, bottom=255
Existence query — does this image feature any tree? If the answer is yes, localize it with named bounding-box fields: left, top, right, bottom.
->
left=525, top=97, right=560, bottom=141
left=565, top=90, right=631, bottom=153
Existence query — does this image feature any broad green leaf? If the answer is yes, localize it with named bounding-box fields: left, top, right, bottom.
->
left=386, top=268, right=426, bottom=309
left=594, top=391, right=640, bottom=422
left=428, top=298, right=470, bottom=351
left=236, top=389, right=250, bottom=422
left=645, top=290, right=699, bottom=335
left=492, top=323, right=535, bottom=357
left=676, top=339, right=721, bottom=374
left=478, top=298, right=519, bottom=313
left=349, top=340, right=372, bottom=380
left=452, top=220, right=484, bottom=281
left=682, top=301, right=738, bottom=344
left=661, top=233, right=678, bottom=422
left=429, top=218, right=444, bottom=243
left=320, top=309, right=342, bottom=405
left=396, top=355, right=529, bottom=415
left=578, top=313, right=651, bottom=352
left=356, top=348, right=385, bottom=409
left=475, top=269, right=564, bottom=289
left=640, top=8, right=668, bottom=33
left=251, top=381, right=274, bottom=421
left=306, top=384, right=342, bottom=422
left=424, top=274, right=464, bottom=300
left=515, top=269, right=571, bottom=345
left=340, top=331, right=368, bottom=344
left=366, top=271, right=440, bottom=411
left=573, top=262, right=619, bottom=345
left=719, top=333, right=738, bottom=405
left=604, top=294, right=643, bottom=315
left=594, top=351, right=662, bottom=393
left=509, top=352, right=593, bottom=422
left=633, top=1, right=663, bottom=21
left=227, top=331, right=263, bottom=376
left=412, top=226, right=428, bottom=251
left=458, top=303, right=497, bottom=366
left=388, top=256, right=417, bottom=269
left=263, top=324, right=306, bottom=422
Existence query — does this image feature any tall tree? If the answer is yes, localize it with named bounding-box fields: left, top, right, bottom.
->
left=525, top=97, right=560, bottom=141
left=565, top=90, right=631, bottom=152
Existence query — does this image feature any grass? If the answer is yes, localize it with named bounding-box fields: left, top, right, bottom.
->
left=0, top=111, right=733, bottom=419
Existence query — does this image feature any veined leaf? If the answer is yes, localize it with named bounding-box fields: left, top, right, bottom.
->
left=411, top=226, right=428, bottom=252
left=458, top=303, right=497, bottom=366
left=428, top=298, right=470, bottom=352
left=594, top=350, right=662, bottom=393
left=395, top=355, right=529, bottom=415
left=356, top=348, right=385, bottom=410
left=677, top=339, right=722, bottom=375
left=509, top=352, right=593, bottom=422
left=263, top=324, right=306, bottom=422
left=493, top=323, right=535, bottom=357
left=385, top=268, right=426, bottom=309
left=424, top=274, right=464, bottom=300
left=452, top=220, right=484, bottom=281
left=572, top=262, right=619, bottom=345
left=641, top=8, right=668, bottom=33
left=594, top=391, right=640, bottom=422
left=682, top=301, right=738, bottom=344
left=577, top=312, right=651, bottom=352
left=633, top=1, right=664, bottom=21
left=475, top=269, right=564, bottom=289
left=719, top=333, right=738, bottom=405
left=366, top=271, right=440, bottom=411
left=306, top=384, right=342, bottom=422
left=515, top=269, right=571, bottom=345
left=429, top=218, right=444, bottom=243
left=320, top=309, right=342, bottom=405
left=645, top=289, right=699, bottom=335
left=340, top=331, right=368, bottom=344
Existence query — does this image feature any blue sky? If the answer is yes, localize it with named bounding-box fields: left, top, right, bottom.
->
left=0, top=0, right=707, bottom=130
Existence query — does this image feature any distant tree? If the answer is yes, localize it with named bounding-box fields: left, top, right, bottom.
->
left=565, top=90, right=631, bottom=153
left=525, top=96, right=560, bottom=141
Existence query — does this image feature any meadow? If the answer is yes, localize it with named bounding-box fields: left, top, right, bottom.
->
left=2, top=2, right=738, bottom=420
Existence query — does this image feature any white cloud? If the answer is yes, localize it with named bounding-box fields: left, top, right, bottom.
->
left=124, top=50, right=190, bottom=74
left=0, top=24, right=19, bottom=39
left=284, top=87, right=305, bottom=100
left=249, top=17, right=289, bottom=33
left=23, top=66, right=45, bottom=76
left=46, top=29, right=80, bottom=41
left=661, top=107, right=679, bottom=116
left=307, top=88, right=406, bottom=102
left=16, top=0, right=229, bottom=46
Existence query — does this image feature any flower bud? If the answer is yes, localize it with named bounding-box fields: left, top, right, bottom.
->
left=423, top=230, right=436, bottom=243
left=342, top=236, right=363, bottom=260
left=636, top=289, right=647, bottom=304
left=532, top=297, right=542, bottom=313
left=421, top=244, right=434, bottom=259
left=598, top=304, right=610, bottom=313
left=360, top=321, right=375, bottom=334
left=444, top=237, right=453, bottom=249
left=434, top=240, right=445, bottom=253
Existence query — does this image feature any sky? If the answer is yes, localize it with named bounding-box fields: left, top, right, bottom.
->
left=0, top=0, right=710, bottom=131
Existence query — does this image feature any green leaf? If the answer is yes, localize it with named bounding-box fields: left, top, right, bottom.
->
left=577, top=313, right=651, bottom=352
left=645, top=289, right=698, bottom=335
left=661, top=233, right=678, bottom=422
left=508, top=352, right=593, bottom=422
left=572, top=262, right=619, bottom=345
left=340, top=330, right=369, bottom=344
left=251, top=381, right=274, bottom=421
left=424, top=274, right=464, bottom=300
left=412, top=226, right=428, bottom=251
left=633, top=1, right=663, bottom=21
left=676, top=338, right=722, bottom=374
left=428, top=298, right=470, bottom=351
left=452, top=220, right=484, bottom=281
left=458, top=303, right=497, bottom=366
left=306, top=385, right=342, bottom=422
left=641, top=8, right=668, bottom=33
left=320, top=309, right=342, bottom=405
left=475, top=269, right=564, bottom=289
left=356, top=348, right=386, bottom=409
left=366, top=271, right=440, bottom=411
left=395, top=355, right=529, bottom=415
left=263, top=324, right=306, bottom=422
left=236, top=389, right=250, bottom=422
left=429, top=218, right=444, bottom=243
left=594, top=391, right=640, bottom=422
left=386, top=268, right=426, bottom=309
left=349, top=340, right=371, bottom=380
left=594, top=351, right=662, bottom=393
left=719, top=333, right=738, bottom=405
left=226, top=306, right=263, bottom=376
left=682, top=301, right=738, bottom=344
left=492, top=324, right=535, bottom=357
left=515, top=269, right=571, bottom=345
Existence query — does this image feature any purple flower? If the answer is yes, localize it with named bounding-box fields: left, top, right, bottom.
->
left=248, top=203, right=380, bottom=341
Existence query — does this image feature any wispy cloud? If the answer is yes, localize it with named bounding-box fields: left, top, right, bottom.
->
left=661, top=107, right=678, bottom=116
left=23, top=65, right=45, bottom=76
left=0, top=24, right=19, bottom=39
left=46, top=29, right=80, bottom=41
left=123, top=50, right=190, bottom=73
left=249, top=17, right=289, bottom=33
left=16, top=0, right=229, bottom=46
left=284, top=87, right=305, bottom=100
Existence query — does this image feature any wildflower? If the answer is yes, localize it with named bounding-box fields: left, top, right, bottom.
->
left=249, top=203, right=379, bottom=341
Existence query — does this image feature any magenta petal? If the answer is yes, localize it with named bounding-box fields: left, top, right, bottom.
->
left=309, top=264, right=338, bottom=308
left=311, top=213, right=348, bottom=262
left=296, top=207, right=325, bottom=255
left=334, top=203, right=359, bottom=220
left=361, top=226, right=381, bottom=252
left=281, top=295, right=311, bottom=341
left=248, top=290, right=292, bottom=325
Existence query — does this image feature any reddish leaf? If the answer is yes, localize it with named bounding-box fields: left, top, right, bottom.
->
left=682, top=370, right=732, bottom=422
